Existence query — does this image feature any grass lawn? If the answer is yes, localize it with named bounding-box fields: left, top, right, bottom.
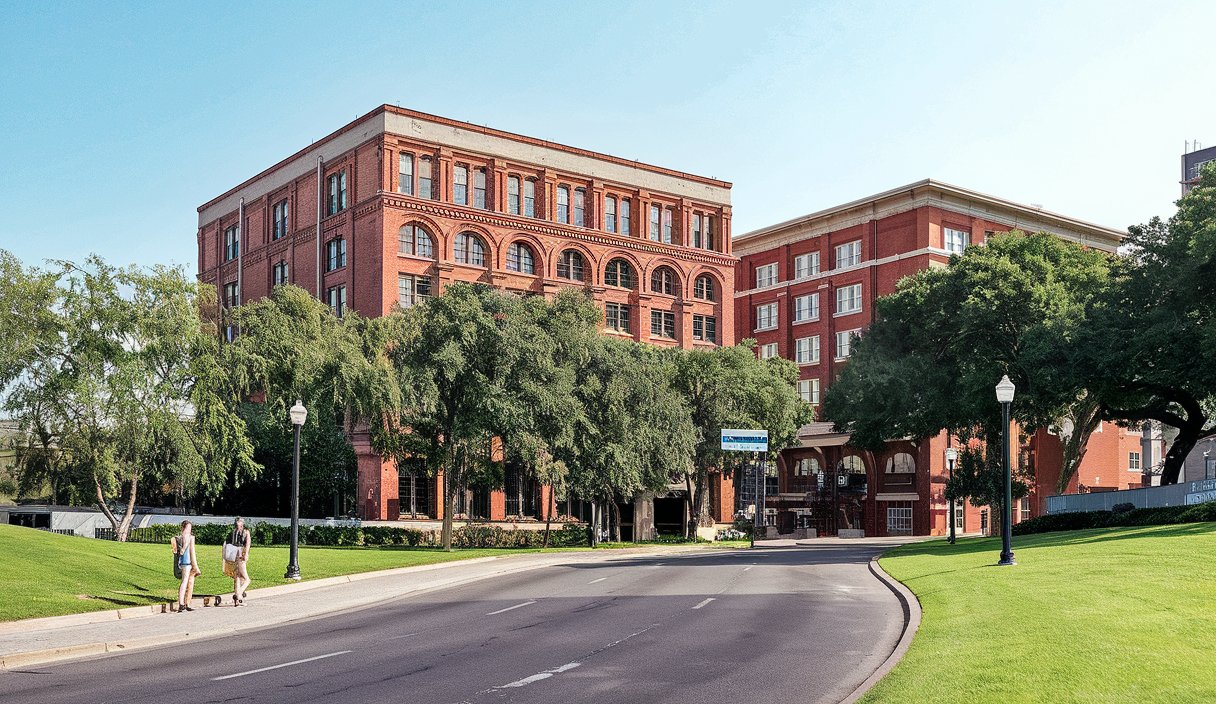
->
left=0, top=524, right=571, bottom=622
left=863, top=522, right=1216, bottom=704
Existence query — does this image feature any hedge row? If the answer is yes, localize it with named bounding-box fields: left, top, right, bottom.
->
left=121, top=521, right=590, bottom=548
left=1011, top=501, right=1216, bottom=536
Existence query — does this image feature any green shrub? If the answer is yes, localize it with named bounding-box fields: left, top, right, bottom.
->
left=1013, top=500, right=1216, bottom=536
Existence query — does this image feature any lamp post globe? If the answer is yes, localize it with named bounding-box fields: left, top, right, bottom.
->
left=945, top=447, right=958, bottom=545
left=995, top=376, right=1016, bottom=566
left=285, top=399, right=306, bottom=580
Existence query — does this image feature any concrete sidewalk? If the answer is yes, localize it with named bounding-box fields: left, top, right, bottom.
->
left=0, top=546, right=700, bottom=670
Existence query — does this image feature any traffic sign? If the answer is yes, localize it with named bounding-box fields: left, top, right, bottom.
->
left=721, top=429, right=769, bottom=452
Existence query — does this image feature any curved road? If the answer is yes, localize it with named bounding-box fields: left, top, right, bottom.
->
left=0, top=540, right=909, bottom=704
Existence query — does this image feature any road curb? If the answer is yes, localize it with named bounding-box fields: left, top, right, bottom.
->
left=838, top=555, right=922, bottom=704
left=0, top=545, right=696, bottom=670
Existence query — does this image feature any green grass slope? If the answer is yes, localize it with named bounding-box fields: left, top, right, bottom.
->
left=0, top=524, right=543, bottom=622
left=864, top=523, right=1216, bottom=704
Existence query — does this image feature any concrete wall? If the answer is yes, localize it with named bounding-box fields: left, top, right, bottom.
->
left=1046, top=478, right=1216, bottom=513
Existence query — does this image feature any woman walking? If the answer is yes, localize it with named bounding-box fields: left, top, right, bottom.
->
left=229, top=517, right=252, bottom=606
left=171, top=520, right=200, bottom=612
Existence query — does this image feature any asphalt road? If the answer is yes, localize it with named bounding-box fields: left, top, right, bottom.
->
left=0, top=542, right=906, bottom=704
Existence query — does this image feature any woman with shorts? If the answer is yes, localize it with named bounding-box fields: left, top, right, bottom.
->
left=229, top=517, right=252, bottom=606
left=172, top=520, right=200, bottom=612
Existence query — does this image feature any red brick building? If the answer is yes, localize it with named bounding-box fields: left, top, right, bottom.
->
left=196, top=105, right=736, bottom=529
left=732, top=180, right=1127, bottom=537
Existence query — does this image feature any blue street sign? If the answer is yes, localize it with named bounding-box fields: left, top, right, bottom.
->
left=721, top=428, right=769, bottom=452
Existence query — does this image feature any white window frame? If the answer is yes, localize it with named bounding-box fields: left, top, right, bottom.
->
left=944, top=227, right=970, bottom=255
left=835, top=329, right=860, bottom=360
left=835, top=283, right=862, bottom=316
left=887, top=506, right=912, bottom=535
left=755, top=263, right=778, bottom=289
left=793, top=293, right=819, bottom=323
left=755, top=302, right=778, bottom=331
left=834, top=240, right=861, bottom=269
left=797, top=378, right=820, bottom=404
left=759, top=342, right=779, bottom=360
left=794, top=252, right=820, bottom=279
left=795, top=336, right=820, bottom=365
left=1128, top=451, right=1141, bottom=471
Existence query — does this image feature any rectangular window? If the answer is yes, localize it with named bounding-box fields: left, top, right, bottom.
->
left=755, top=302, right=778, bottom=331
left=397, top=274, right=432, bottom=309
left=836, top=283, right=862, bottom=315
left=573, top=188, right=585, bottom=227
left=272, top=199, right=290, bottom=240
left=326, top=285, right=347, bottom=317
left=222, top=281, right=239, bottom=308
left=473, top=168, right=487, bottom=209
left=398, top=153, right=414, bottom=195
left=954, top=503, right=965, bottom=531
left=224, top=225, right=240, bottom=261
left=523, top=179, right=535, bottom=218
left=620, top=199, right=631, bottom=235
left=649, top=205, right=661, bottom=241
left=662, top=208, right=673, bottom=244
left=508, top=176, right=521, bottom=215
left=1019, top=498, right=1031, bottom=523
left=650, top=310, right=676, bottom=339
left=759, top=342, right=779, bottom=359
left=944, top=227, right=970, bottom=255
left=835, top=329, right=859, bottom=359
left=325, top=239, right=346, bottom=272
left=835, top=240, right=861, bottom=269
left=793, top=293, right=819, bottom=322
left=794, top=252, right=820, bottom=279
left=271, top=261, right=289, bottom=287
left=693, top=314, right=717, bottom=343
left=453, top=165, right=468, bottom=205
left=755, top=263, right=778, bottom=289
left=605, top=197, right=617, bottom=233
left=1206, top=457, right=1216, bottom=480
left=703, top=216, right=714, bottom=250
left=418, top=159, right=433, bottom=200
left=557, top=186, right=570, bottom=223
left=606, top=302, right=631, bottom=333
left=795, top=336, right=820, bottom=364
left=1128, top=452, right=1141, bottom=471
left=887, top=506, right=912, bottom=535
left=692, top=214, right=702, bottom=248
left=327, top=171, right=347, bottom=215
left=797, top=378, right=820, bottom=404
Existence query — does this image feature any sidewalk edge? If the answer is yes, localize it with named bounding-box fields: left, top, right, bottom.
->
left=838, top=555, right=922, bottom=704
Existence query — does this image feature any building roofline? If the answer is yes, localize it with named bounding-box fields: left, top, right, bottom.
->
left=732, top=178, right=1126, bottom=246
left=198, top=105, right=731, bottom=214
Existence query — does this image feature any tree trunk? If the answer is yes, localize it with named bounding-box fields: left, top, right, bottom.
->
left=1056, top=397, right=1102, bottom=494
left=609, top=499, right=621, bottom=543
left=1160, top=428, right=1205, bottom=485
left=683, top=473, right=695, bottom=539
left=541, top=489, right=555, bottom=549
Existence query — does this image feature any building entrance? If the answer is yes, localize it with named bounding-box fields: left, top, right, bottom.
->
left=781, top=455, right=868, bottom=537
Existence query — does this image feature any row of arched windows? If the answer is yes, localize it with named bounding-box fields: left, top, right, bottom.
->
left=396, top=223, right=719, bottom=301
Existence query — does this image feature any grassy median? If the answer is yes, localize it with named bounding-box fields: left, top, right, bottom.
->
left=863, top=522, right=1216, bottom=704
left=0, top=524, right=561, bottom=622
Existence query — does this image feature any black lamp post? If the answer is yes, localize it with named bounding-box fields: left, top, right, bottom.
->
left=995, top=376, right=1016, bottom=566
left=285, top=399, right=307, bottom=580
left=945, top=447, right=958, bottom=545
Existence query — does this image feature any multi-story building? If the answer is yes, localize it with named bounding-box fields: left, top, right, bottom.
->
left=732, top=179, right=1127, bottom=537
left=197, top=105, right=736, bottom=528
left=1182, top=142, right=1216, bottom=195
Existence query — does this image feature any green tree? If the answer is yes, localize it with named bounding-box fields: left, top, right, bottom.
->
left=0, top=250, right=59, bottom=392
left=673, top=341, right=811, bottom=538
left=1079, top=166, right=1216, bottom=484
left=822, top=231, right=1113, bottom=509
left=562, top=337, right=695, bottom=544
left=4, top=257, right=257, bottom=540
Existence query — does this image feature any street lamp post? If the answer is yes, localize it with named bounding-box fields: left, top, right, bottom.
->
left=995, top=376, right=1016, bottom=566
left=285, top=399, right=307, bottom=580
left=945, top=447, right=958, bottom=545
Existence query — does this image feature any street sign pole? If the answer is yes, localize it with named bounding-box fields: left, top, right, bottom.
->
left=721, top=429, right=770, bottom=549
left=759, top=453, right=767, bottom=541
left=748, top=453, right=755, bottom=549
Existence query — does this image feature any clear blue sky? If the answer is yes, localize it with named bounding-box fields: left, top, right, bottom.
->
left=1, top=1, right=1212, bottom=271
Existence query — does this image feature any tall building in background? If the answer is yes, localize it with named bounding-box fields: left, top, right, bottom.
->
left=732, top=180, right=1137, bottom=538
left=197, top=105, right=736, bottom=528
left=1182, top=142, right=1216, bottom=195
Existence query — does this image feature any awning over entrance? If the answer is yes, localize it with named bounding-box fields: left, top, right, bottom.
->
left=795, top=422, right=851, bottom=448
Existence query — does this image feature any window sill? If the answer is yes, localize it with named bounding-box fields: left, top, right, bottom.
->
left=754, top=325, right=778, bottom=333
left=833, top=309, right=863, bottom=318
left=791, top=317, right=820, bottom=326
left=797, top=360, right=821, bottom=367
left=834, top=356, right=850, bottom=362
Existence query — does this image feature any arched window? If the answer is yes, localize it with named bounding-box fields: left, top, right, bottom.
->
left=418, top=157, right=434, bottom=200
left=605, top=196, right=617, bottom=233
left=455, top=232, right=487, bottom=267
left=837, top=455, right=866, bottom=474
left=508, top=176, right=521, bottom=215
left=693, top=274, right=715, bottom=301
left=557, top=249, right=586, bottom=281
left=650, top=266, right=678, bottom=296
left=604, top=258, right=635, bottom=289
left=398, top=224, right=435, bottom=258
left=794, top=457, right=821, bottom=476
left=557, top=186, right=570, bottom=223
left=507, top=242, right=536, bottom=274
left=885, top=453, right=916, bottom=474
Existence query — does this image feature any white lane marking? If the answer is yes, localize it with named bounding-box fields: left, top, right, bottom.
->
left=211, top=651, right=352, bottom=681
left=692, top=598, right=716, bottom=610
left=588, top=577, right=607, bottom=584
left=743, top=566, right=754, bottom=572
left=486, top=600, right=536, bottom=615
left=500, top=662, right=581, bottom=688
left=386, top=632, right=420, bottom=640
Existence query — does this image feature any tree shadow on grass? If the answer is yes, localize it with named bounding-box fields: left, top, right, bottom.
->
left=885, top=521, right=1216, bottom=562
